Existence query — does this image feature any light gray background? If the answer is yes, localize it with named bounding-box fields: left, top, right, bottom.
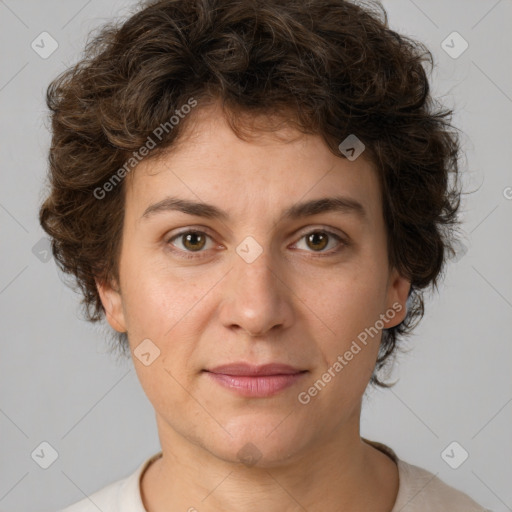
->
left=1, top=1, right=511, bottom=511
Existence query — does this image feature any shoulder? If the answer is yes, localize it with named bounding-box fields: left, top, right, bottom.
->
left=57, top=452, right=162, bottom=512
left=58, top=478, right=122, bottom=512
left=393, top=459, right=491, bottom=512
left=363, top=439, right=490, bottom=512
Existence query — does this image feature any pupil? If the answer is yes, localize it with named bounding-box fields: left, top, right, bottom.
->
left=184, top=232, right=205, bottom=251
left=309, top=232, right=327, bottom=251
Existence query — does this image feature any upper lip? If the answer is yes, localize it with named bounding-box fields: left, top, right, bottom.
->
left=206, top=363, right=306, bottom=376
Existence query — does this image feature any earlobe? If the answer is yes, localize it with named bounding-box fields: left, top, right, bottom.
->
left=384, top=268, right=411, bottom=328
left=95, top=278, right=127, bottom=333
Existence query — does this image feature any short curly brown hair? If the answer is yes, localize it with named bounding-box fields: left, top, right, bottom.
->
left=39, top=0, right=462, bottom=386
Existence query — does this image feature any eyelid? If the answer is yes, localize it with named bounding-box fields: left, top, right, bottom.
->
left=292, top=225, right=349, bottom=243
left=289, top=227, right=348, bottom=255
left=166, top=226, right=215, bottom=239
left=165, top=227, right=221, bottom=254
left=165, top=225, right=349, bottom=258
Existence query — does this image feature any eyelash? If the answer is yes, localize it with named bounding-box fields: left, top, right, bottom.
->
left=165, top=228, right=348, bottom=260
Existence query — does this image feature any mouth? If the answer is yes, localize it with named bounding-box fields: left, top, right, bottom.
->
left=203, top=363, right=308, bottom=398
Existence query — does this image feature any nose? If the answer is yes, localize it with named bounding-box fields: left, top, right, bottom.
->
left=218, top=243, right=295, bottom=337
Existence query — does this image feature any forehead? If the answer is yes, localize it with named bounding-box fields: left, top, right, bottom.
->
left=124, top=102, right=382, bottom=226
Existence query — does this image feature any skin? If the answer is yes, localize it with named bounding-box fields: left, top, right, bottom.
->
left=97, top=101, right=411, bottom=512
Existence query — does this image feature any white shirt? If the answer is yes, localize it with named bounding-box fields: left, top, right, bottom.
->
left=59, top=441, right=490, bottom=512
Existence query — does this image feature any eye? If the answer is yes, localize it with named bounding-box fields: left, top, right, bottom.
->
left=292, top=229, right=346, bottom=255
left=166, top=228, right=347, bottom=260
left=167, top=230, right=215, bottom=258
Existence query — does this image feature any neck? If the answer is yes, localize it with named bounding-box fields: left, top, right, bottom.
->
left=140, top=412, right=399, bottom=512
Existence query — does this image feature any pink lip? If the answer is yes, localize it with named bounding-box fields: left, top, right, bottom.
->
left=204, top=363, right=307, bottom=398
left=207, top=363, right=304, bottom=376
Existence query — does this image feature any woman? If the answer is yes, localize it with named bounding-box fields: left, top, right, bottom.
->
left=40, top=0, right=490, bottom=510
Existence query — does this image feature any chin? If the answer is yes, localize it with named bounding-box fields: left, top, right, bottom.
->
left=206, top=418, right=310, bottom=468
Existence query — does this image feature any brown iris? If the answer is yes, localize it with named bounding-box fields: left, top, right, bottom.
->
left=182, top=232, right=207, bottom=251
left=306, top=232, right=329, bottom=251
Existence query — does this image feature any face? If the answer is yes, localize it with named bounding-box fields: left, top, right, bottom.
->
left=97, top=102, right=410, bottom=467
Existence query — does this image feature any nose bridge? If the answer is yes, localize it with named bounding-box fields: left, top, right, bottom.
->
left=235, top=240, right=277, bottom=294
left=220, top=235, right=292, bottom=336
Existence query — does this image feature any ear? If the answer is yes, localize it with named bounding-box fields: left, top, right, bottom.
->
left=95, top=277, right=127, bottom=333
left=383, top=267, right=411, bottom=329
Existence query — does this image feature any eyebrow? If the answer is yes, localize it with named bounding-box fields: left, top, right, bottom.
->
left=141, top=195, right=367, bottom=224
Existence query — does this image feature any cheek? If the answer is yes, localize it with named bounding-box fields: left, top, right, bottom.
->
left=297, top=261, right=388, bottom=393
left=119, top=258, right=217, bottom=404
left=122, top=272, right=206, bottom=417
left=119, top=252, right=205, bottom=342
left=302, top=282, right=384, bottom=409
left=122, top=281, right=173, bottom=342
left=300, top=262, right=388, bottom=341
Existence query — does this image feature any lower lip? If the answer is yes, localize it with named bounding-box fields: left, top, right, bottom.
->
left=204, top=371, right=307, bottom=398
